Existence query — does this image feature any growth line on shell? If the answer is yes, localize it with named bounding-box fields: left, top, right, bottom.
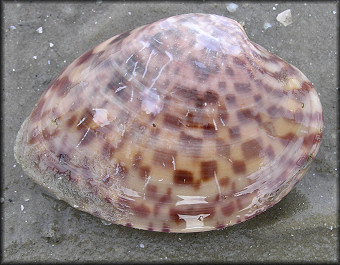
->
left=130, top=88, right=134, bottom=102
left=115, top=86, right=126, bottom=93
left=132, top=61, right=138, bottom=77
left=214, top=171, right=222, bottom=201
left=76, top=117, right=86, bottom=127
left=148, top=50, right=173, bottom=90
left=142, top=49, right=156, bottom=79
left=172, top=155, right=176, bottom=170
left=143, top=175, right=151, bottom=200
left=219, top=116, right=226, bottom=126
left=76, top=128, right=90, bottom=148
left=213, top=119, right=218, bottom=130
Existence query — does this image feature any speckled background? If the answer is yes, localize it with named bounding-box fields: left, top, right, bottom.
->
left=2, top=1, right=338, bottom=263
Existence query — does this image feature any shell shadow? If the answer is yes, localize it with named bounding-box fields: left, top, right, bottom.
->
left=219, top=187, right=310, bottom=234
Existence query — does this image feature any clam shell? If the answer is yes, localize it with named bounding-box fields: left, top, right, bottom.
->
left=14, top=13, right=323, bottom=233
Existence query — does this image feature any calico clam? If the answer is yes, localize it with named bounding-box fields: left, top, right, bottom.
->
left=14, top=13, right=323, bottom=233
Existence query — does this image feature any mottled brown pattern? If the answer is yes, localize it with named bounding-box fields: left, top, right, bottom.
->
left=76, top=49, right=93, bottom=66
left=139, top=166, right=151, bottom=179
left=225, top=94, right=236, bottom=105
left=253, top=94, right=262, bottom=102
left=229, top=126, right=241, bottom=139
left=218, top=81, right=226, bottom=90
left=102, top=142, right=115, bottom=160
left=221, top=201, right=235, bottom=216
left=234, top=83, right=251, bottom=93
left=265, top=145, right=275, bottom=160
left=216, top=140, right=230, bottom=157
left=163, top=113, right=182, bottom=129
left=219, top=177, right=230, bottom=187
left=201, top=161, right=217, bottom=181
left=15, top=13, right=323, bottom=233
left=146, top=184, right=158, bottom=199
left=153, top=149, right=176, bottom=167
left=174, top=170, right=194, bottom=184
left=241, top=139, right=262, bottom=159
left=202, top=123, right=216, bottom=136
left=204, top=90, right=219, bottom=104
left=174, top=85, right=198, bottom=101
left=133, top=203, right=151, bottom=217
left=54, top=76, right=72, bottom=97
left=179, top=132, right=203, bottom=155
left=232, top=160, right=246, bottom=174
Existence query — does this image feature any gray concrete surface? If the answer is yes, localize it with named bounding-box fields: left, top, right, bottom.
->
left=3, top=1, right=338, bottom=263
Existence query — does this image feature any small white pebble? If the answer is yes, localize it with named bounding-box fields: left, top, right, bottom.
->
left=49, top=42, right=54, bottom=47
left=73, top=204, right=79, bottom=208
left=20, top=205, right=24, bottom=211
left=95, top=21, right=97, bottom=25
left=335, top=168, right=338, bottom=171
left=63, top=60, right=66, bottom=63
left=48, top=60, right=50, bottom=65
left=140, top=243, right=145, bottom=248
left=10, top=25, right=16, bottom=30
left=109, top=16, right=112, bottom=19
left=33, top=55, right=37, bottom=59
left=13, top=164, right=16, bottom=168
left=14, top=190, right=17, bottom=193
left=273, top=7, right=276, bottom=10
left=12, top=69, right=15, bottom=72
left=36, top=27, right=43, bottom=34
left=226, top=3, right=238, bottom=12
left=333, top=10, right=336, bottom=14
left=128, top=12, right=131, bottom=15
left=263, top=22, right=272, bottom=30
left=276, top=9, right=293, bottom=26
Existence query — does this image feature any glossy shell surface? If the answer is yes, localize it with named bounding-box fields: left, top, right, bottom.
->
left=14, top=13, right=323, bottom=233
